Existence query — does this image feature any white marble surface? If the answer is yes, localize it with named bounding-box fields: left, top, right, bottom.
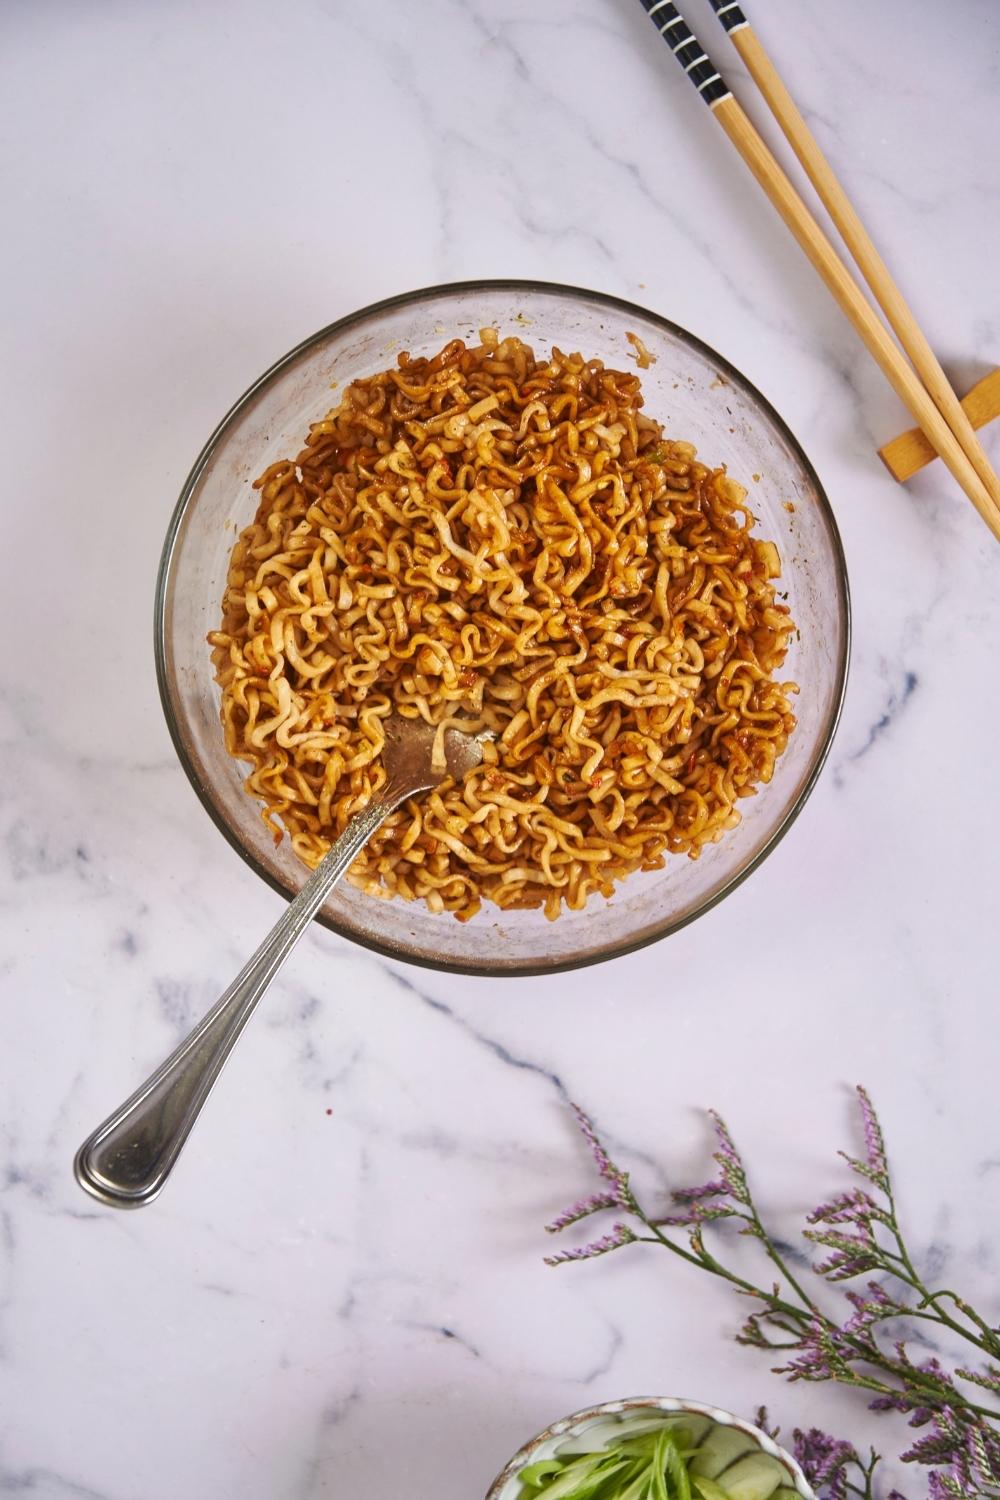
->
left=2, top=1, right=999, bottom=1495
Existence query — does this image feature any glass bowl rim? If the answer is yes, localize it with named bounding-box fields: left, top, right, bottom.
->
left=154, top=277, right=851, bottom=978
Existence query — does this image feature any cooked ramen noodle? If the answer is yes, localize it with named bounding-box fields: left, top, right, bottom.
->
left=209, top=331, right=797, bottom=921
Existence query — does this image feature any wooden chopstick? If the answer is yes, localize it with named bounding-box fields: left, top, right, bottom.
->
left=705, top=0, right=1000, bottom=514
left=636, top=0, right=1000, bottom=544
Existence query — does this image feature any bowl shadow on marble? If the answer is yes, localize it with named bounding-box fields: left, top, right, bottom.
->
left=157, top=279, right=849, bottom=978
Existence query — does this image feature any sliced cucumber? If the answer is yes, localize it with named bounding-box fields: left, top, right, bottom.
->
left=519, top=1460, right=567, bottom=1488
left=663, top=1415, right=712, bottom=1446
left=692, top=1478, right=733, bottom=1500
left=714, top=1453, right=785, bottom=1500
left=689, top=1427, right=758, bottom=1479
left=517, top=1452, right=618, bottom=1500
left=556, top=1414, right=710, bottom=1456
left=556, top=1423, right=632, bottom=1456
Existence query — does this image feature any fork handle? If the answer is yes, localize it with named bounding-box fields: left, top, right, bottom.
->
left=74, top=793, right=403, bottom=1208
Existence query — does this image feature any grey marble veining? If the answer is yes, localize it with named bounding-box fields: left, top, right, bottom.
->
left=1, top=1, right=998, bottom=1496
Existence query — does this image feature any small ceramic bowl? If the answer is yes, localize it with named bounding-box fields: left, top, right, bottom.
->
left=485, top=1396, right=815, bottom=1500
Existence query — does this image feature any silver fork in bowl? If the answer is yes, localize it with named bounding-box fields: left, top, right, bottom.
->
left=74, top=716, right=487, bottom=1209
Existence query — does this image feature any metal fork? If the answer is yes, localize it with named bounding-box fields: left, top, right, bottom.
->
left=74, top=717, right=487, bottom=1209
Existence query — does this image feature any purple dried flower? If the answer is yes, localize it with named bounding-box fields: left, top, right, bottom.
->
left=652, top=1202, right=737, bottom=1229
left=838, top=1087, right=892, bottom=1193
left=808, top=1226, right=881, bottom=1280
left=546, top=1090, right=994, bottom=1500
left=902, top=1430, right=962, bottom=1466
left=806, top=1223, right=877, bottom=1253
left=544, top=1221, right=637, bottom=1267
left=956, top=1363, right=1000, bottom=1393
left=855, top=1085, right=889, bottom=1181
left=912, top=1355, right=956, bottom=1391
left=567, top=1104, right=640, bottom=1215
left=843, top=1282, right=900, bottom=1335
left=545, top=1192, right=620, bottom=1234
left=814, top=1249, right=881, bottom=1281
left=792, top=1427, right=858, bottom=1499
left=807, top=1188, right=882, bottom=1226
left=842, top=1296, right=867, bottom=1333
left=780, top=1318, right=844, bottom=1383
left=966, top=1422, right=1000, bottom=1486
left=570, top=1104, right=621, bottom=1184
left=927, top=1473, right=963, bottom=1500
left=709, top=1109, right=752, bottom=1206
left=869, top=1394, right=909, bottom=1415
left=907, top=1408, right=935, bottom=1428
left=671, top=1179, right=730, bottom=1204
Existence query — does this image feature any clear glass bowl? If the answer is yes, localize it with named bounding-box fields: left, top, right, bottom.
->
left=156, top=281, right=849, bottom=976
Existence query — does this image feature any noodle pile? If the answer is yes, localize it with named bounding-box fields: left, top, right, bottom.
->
left=208, top=331, right=798, bottom=921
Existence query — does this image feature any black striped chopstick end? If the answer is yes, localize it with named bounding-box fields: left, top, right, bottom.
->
left=636, top=0, right=731, bottom=107
left=708, top=0, right=749, bottom=34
